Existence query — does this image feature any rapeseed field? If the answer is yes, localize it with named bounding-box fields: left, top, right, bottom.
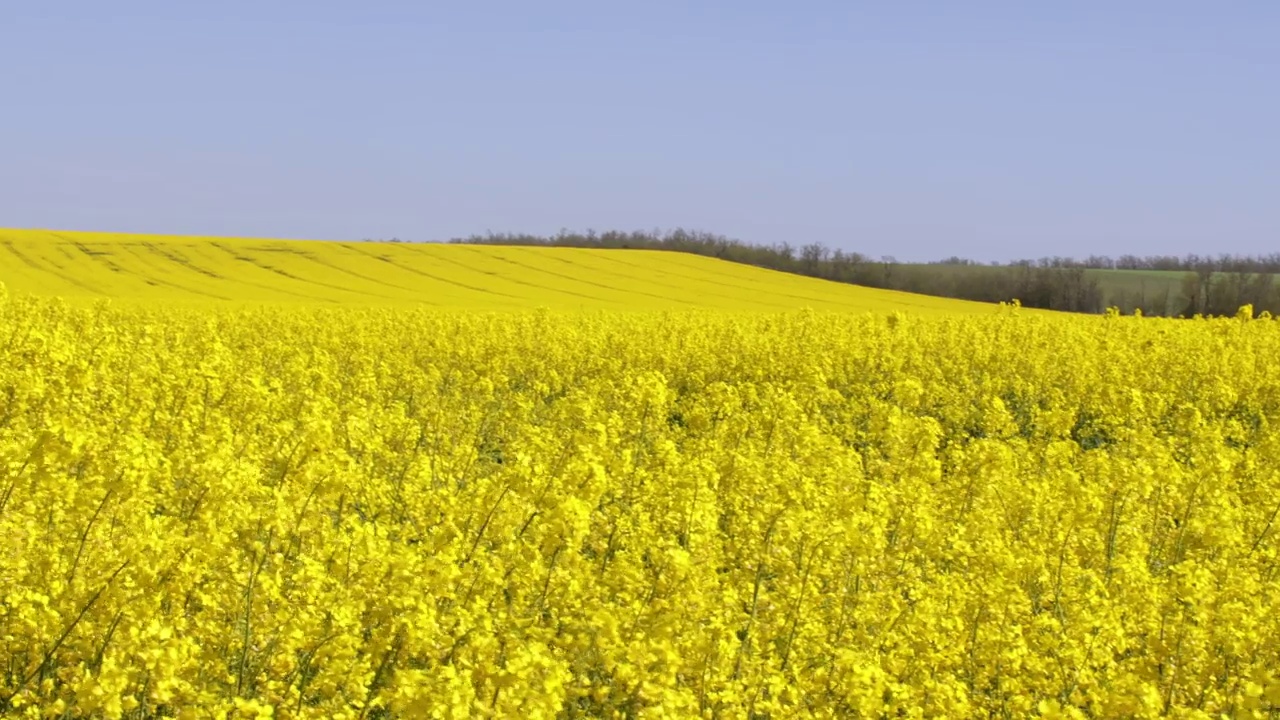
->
left=0, top=229, right=991, bottom=314
left=2, top=233, right=1279, bottom=718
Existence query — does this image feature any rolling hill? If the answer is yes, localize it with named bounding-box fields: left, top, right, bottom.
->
left=0, top=229, right=999, bottom=313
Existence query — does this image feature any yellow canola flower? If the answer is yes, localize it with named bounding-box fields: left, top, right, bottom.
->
left=0, top=288, right=1279, bottom=717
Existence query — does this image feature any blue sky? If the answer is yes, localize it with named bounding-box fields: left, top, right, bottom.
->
left=3, top=1, right=1276, bottom=261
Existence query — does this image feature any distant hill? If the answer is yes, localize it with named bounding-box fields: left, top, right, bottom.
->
left=883, top=264, right=1279, bottom=317
left=0, top=229, right=998, bottom=314
left=440, top=230, right=1280, bottom=317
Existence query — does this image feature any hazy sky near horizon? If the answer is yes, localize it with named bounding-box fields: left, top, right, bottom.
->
left=2, top=2, right=1276, bottom=262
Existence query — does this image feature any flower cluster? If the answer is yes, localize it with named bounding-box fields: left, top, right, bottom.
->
left=2, top=288, right=1279, bottom=718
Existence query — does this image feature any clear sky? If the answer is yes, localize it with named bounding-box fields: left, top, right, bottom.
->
left=3, top=2, right=1276, bottom=261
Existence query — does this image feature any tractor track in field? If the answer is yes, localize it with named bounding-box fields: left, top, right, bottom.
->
left=445, top=245, right=611, bottom=303
left=488, top=249, right=677, bottom=304
left=174, top=244, right=338, bottom=303
left=270, top=243, right=429, bottom=297
left=140, top=242, right=225, bottom=279
left=61, top=237, right=128, bottom=276
left=0, top=240, right=45, bottom=271
left=210, top=243, right=403, bottom=302
left=8, top=239, right=110, bottom=297
left=57, top=235, right=229, bottom=300
left=460, top=247, right=679, bottom=305
left=340, top=243, right=521, bottom=299
left=109, top=243, right=233, bottom=301
left=535, top=251, right=791, bottom=310
left=588, top=251, right=849, bottom=307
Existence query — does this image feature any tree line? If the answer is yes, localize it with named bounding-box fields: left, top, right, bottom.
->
left=428, top=229, right=1280, bottom=317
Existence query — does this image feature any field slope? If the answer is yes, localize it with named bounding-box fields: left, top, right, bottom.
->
left=0, top=229, right=995, bottom=313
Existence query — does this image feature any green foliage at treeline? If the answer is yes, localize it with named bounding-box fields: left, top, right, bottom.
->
left=435, top=229, right=1280, bottom=317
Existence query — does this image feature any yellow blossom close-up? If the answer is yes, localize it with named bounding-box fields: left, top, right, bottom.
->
left=3, top=230, right=1280, bottom=717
